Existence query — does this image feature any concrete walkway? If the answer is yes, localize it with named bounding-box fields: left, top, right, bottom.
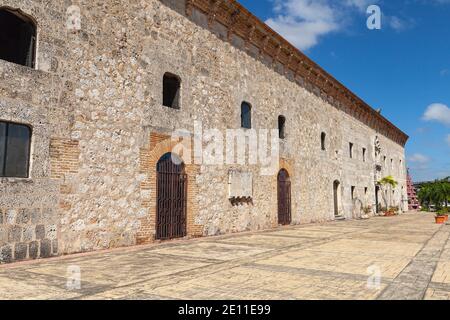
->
left=1, top=212, right=450, bottom=300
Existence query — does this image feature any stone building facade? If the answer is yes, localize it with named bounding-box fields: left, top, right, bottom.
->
left=0, top=0, right=409, bottom=263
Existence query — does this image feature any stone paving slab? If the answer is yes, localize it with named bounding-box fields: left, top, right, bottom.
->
left=22, top=253, right=212, bottom=287
left=86, top=265, right=385, bottom=300
left=0, top=212, right=449, bottom=300
left=266, top=229, right=347, bottom=238
left=254, top=249, right=411, bottom=280
left=377, top=225, right=449, bottom=300
left=213, top=234, right=311, bottom=249
left=305, top=239, right=423, bottom=257
left=150, top=241, right=270, bottom=261
left=346, top=232, right=431, bottom=244
left=425, top=282, right=450, bottom=300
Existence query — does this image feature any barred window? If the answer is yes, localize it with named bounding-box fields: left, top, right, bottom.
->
left=0, top=121, right=32, bottom=178
left=0, top=8, right=37, bottom=68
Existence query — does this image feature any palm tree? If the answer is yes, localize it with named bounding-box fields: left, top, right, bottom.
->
left=435, top=181, right=450, bottom=209
left=418, top=184, right=433, bottom=210
left=442, top=181, right=450, bottom=208
left=418, top=180, right=450, bottom=211
left=378, top=176, right=398, bottom=208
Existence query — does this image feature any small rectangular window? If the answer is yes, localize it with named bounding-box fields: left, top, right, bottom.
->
left=278, top=116, right=286, bottom=139
left=351, top=186, right=356, bottom=199
left=321, top=132, right=326, bottom=151
left=241, top=102, right=252, bottom=129
left=349, top=143, right=354, bottom=158
left=0, top=121, right=31, bottom=178
left=163, top=73, right=181, bottom=109
left=0, top=122, right=6, bottom=173
left=362, top=148, right=366, bottom=162
left=0, top=9, right=37, bottom=68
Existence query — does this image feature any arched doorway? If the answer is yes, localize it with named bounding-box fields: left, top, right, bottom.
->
left=277, top=169, right=292, bottom=225
left=156, top=153, right=187, bottom=240
left=333, top=180, right=341, bottom=216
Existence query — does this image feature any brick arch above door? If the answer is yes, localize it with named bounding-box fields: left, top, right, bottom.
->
left=137, top=132, right=202, bottom=244
left=271, top=158, right=295, bottom=227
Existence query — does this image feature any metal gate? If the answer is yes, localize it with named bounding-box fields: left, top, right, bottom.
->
left=277, top=169, right=292, bottom=225
left=156, top=153, right=187, bottom=240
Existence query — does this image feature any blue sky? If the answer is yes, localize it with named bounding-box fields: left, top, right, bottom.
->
left=239, top=0, right=450, bottom=182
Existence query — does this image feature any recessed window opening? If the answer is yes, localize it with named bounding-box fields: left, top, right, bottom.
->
left=278, top=116, right=286, bottom=139
left=163, top=73, right=181, bottom=109
left=0, top=121, right=32, bottom=178
left=0, top=8, right=37, bottom=68
left=241, top=102, right=252, bottom=129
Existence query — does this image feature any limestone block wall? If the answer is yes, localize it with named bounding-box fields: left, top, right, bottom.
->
left=0, top=0, right=69, bottom=262
left=0, top=0, right=408, bottom=263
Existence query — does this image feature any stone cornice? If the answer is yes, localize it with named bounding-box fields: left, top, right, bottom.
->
left=182, top=0, right=409, bottom=147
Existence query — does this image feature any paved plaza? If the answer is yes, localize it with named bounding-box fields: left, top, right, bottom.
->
left=1, top=212, right=450, bottom=300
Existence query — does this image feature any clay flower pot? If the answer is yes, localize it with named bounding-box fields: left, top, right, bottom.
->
left=384, top=210, right=395, bottom=217
left=435, top=216, right=447, bottom=224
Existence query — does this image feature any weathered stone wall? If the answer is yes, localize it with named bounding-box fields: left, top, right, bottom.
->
left=0, top=0, right=408, bottom=263
left=0, top=0, right=68, bottom=262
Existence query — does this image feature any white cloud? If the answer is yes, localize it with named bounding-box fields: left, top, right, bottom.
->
left=344, top=0, right=374, bottom=10
left=416, top=127, right=429, bottom=134
left=386, top=16, right=409, bottom=32
left=266, top=15, right=338, bottom=50
left=408, top=153, right=431, bottom=164
left=423, top=103, right=450, bottom=126
left=266, top=0, right=341, bottom=50
left=265, top=0, right=409, bottom=50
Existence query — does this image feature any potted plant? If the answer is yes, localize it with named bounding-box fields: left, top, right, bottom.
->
left=384, top=207, right=395, bottom=217
left=435, top=211, right=447, bottom=224
left=439, top=208, right=449, bottom=222
left=362, top=206, right=372, bottom=219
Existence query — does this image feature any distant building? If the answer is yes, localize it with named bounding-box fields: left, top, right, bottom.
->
left=407, top=170, right=420, bottom=210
